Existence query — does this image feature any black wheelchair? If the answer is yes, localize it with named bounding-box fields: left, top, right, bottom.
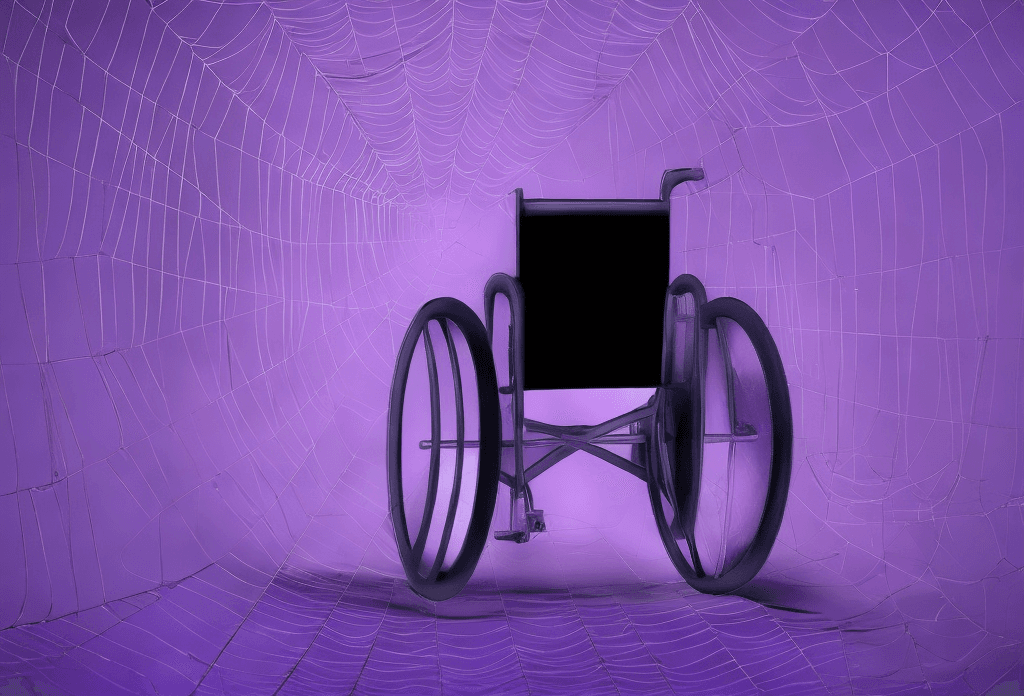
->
left=387, top=169, right=793, bottom=601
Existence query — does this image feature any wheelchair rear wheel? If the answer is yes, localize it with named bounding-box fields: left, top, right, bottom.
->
left=387, top=298, right=501, bottom=600
left=645, top=295, right=792, bottom=594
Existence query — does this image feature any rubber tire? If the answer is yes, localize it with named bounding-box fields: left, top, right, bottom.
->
left=387, top=298, right=501, bottom=601
left=648, top=295, right=792, bottom=594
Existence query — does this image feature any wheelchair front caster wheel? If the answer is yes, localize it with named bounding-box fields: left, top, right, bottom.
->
left=387, top=298, right=502, bottom=601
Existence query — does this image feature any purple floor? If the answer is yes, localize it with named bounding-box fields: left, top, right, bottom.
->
left=1, top=1, right=1022, bottom=694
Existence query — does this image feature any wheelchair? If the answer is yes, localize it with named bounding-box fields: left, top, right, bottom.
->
left=387, top=169, right=793, bottom=601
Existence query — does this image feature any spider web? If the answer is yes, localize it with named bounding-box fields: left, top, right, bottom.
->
left=0, top=0, right=1022, bottom=694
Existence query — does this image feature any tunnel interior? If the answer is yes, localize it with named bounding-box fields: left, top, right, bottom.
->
left=0, top=1, right=1022, bottom=694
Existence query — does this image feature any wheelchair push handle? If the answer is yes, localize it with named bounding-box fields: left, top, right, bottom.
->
left=660, top=167, right=705, bottom=202
left=519, top=167, right=705, bottom=217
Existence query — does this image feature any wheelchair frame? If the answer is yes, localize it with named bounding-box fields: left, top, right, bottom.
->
left=388, top=168, right=793, bottom=601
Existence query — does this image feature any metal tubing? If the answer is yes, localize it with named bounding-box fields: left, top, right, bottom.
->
left=420, top=433, right=648, bottom=449
left=573, top=442, right=648, bottom=482
left=484, top=273, right=527, bottom=511
left=411, top=323, right=442, bottom=566
left=524, top=400, right=657, bottom=441
left=519, top=168, right=704, bottom=218
left=522, top=199, right=669, bottom=216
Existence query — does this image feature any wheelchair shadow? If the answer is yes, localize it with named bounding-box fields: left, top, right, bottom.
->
left=732, top=571, right=882, bottom=626
left=733, top=577, right=830, bottom=615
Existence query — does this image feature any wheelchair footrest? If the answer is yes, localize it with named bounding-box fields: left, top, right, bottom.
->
left=493, top=530, right=529, bottom=543
left=494, top=510, right=546, bottom=543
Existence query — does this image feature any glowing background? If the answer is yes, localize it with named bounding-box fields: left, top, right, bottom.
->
left=0, top=1, right=1021, bottom=693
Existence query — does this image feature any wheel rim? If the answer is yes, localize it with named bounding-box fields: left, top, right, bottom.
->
left=387, top=298, right=501, bottom=601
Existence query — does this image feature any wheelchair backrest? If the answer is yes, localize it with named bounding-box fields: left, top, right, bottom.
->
left=514, top=168, right=703, bottom=390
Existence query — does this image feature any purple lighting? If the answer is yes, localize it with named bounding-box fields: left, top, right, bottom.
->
left=1, top=1, right=1022, bottom=694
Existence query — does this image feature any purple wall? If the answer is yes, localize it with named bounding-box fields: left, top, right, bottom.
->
left=0, top=0, right=442, bottom=624
left=1, top=0, right=1021, bottom=693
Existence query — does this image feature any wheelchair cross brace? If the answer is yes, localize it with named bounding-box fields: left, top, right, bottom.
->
left=416, top=412, right=758, bottom=486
